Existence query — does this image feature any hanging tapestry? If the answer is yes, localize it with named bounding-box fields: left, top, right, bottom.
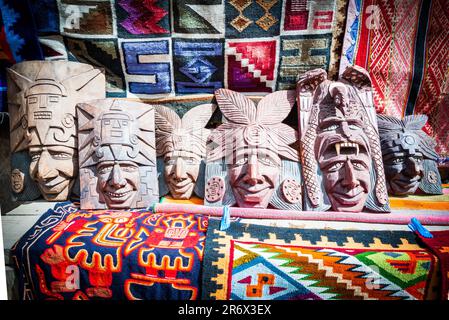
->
left=11, top=202, right=208, bottom=300
left=201, top=219, right=439, bottom=300
left=0, top=0, right=348, bottom=101
left=340, top=0, right=449, bottom=159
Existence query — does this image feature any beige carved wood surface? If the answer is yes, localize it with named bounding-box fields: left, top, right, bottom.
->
left=7, top=60, right=105, bottom=202
left=155, top=103, right=216, bottom=199
left=77, top=99, right=158, bottom=209
left=205, top=89, right=302, bottom=209
left=297, top=66, right=389, bottom=213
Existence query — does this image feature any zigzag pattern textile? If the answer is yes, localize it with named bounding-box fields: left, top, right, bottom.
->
left=202, top=219, right=439, bottom=300
left=340, top=0, right=449, bottom=159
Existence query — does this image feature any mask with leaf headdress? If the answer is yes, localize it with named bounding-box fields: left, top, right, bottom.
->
left=205, top=89, right=302, bottom=209
left=377, top=114, right=442, bottom=195
left=155, top=104, right=216, bottom=200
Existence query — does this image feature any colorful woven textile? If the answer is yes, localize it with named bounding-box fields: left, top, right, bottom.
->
left=202, top=219, right=438, bottom=300
left=0, top=0, right=347, bottom=100
left=415, top=230, right=449, bottom=300
left=11, top=202, right=208, bottom=300
left=340, top=0, right=449, bottom=159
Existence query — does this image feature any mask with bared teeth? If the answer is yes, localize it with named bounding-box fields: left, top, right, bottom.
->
left=297, top=66, right=390, bottom=213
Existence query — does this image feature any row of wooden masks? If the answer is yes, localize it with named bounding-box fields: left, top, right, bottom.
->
left=7, top=61, right=442, bottom=211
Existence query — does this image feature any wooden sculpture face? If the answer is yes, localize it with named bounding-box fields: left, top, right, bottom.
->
left=77, top=99, right=159, bottom=210
left=163, top=150, right=201, bottom=199
left=96, top=160, right=140, bottom=209
left=228, top=147, right=281, bottom=209
left=155, top=104, right=216, bottom=200
left=316, top=107, right=372, bottom=212
left=7, top=61, right=105, bottom=201
left=297, top=66, right=389, bottom=213
left=383, top=133, right=424, bottom=195
left=206, top=89, right=301, bottom=209
left=378, top=114, right=441, bottom=196
left=11, top=168, right=25, bottom=193
left=29, top=145, right=78, bottom=201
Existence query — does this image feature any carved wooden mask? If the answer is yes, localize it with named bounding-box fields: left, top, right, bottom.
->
left=155, top=104, right=216, bottom=200
left=205, top=89, right=302, bottom=210
left=297, top=66, right=389, bottom=213
left=377, top=114, right=442, bottom=195
left=7, top=61, right=105, bottom=201
left=77, top=99, right=159, bottom=209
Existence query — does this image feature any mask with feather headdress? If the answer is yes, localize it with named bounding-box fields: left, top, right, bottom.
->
left=154, top=104, right=216, bottom=200
left=205, top=89, right=302, bottom=209
left=377, top=114, right=442, bottom=195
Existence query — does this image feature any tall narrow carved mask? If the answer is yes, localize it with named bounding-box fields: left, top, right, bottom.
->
left=377, top=114, right=442, bottom=196
left=77, top=99, right=159, bottom=209
left=7, top=61, right=105, bottom=201
left=297, top=66, right=389, bottom=212
left=155, top=104, right=216, bottom=200
left=205, top=89, right=302, bottom=210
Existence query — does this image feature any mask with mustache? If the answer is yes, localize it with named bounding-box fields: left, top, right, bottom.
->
left=297, top=66, right=390, bottom=213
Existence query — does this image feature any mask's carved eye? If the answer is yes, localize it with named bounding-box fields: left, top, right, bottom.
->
left=352, top=161, right=366, bottom=170
left=413, top=156, right=423, bottom=163
left=121, top=165, right=138, bottom=172
left=185, top=157, right=198, bottom=165
left=234, top=156, right=248, bottom=166
left=259, top=156, right=276, bottom=167
left=98, top=165, right=113, bottom=174
left=28, top=97, right=38, bottom=104
left=348, top=124, right=361, bottom=130
left=30, top=152, right=41, bottom=162
left=49, top=151, right=71, bottom=160
left=166, top=158, right=176, bottom=166
left=322, top=124, right=339, bottom=132
left=49, top=96, right=59, bottom=103
left=327, top=161, right=344, bottom=172
left=392, top=158, right=404, bottom=164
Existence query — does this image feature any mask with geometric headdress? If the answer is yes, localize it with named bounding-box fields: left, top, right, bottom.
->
left=7, top=61, right=105, bottom=201
left=77, top=99, right=159, bottom=209
left=377, top=114, right=442, bottom=195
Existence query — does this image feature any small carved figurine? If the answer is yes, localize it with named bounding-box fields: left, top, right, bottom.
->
left=205, top=89, right=302, bottom=210
left=377, top=114, right=442, bottom=195
left=155, top=104, right=217, bottom=200
left=7, top=61, right=105, bottom=201
left=297, top=66, right=390, bottom=212
left=77, top=99, right=159, bottom=209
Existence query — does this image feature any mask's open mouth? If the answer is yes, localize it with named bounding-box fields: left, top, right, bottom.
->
left=334, top=141, right=360, bottom=156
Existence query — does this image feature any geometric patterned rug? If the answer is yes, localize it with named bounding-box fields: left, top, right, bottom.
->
left=202, top=219, right=438, bottom=300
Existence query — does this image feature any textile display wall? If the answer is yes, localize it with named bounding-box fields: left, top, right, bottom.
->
left=0, top=0, right=347, bottom=104
left=340, top=0, right=449, bottom=158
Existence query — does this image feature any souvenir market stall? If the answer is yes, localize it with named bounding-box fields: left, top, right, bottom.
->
left=1, top=0, right=448, bottom=301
